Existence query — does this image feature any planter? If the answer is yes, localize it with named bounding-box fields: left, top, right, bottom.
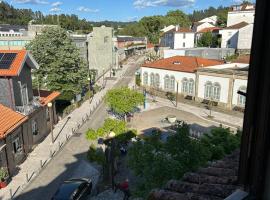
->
left=167, top=115, right=177, bottom=123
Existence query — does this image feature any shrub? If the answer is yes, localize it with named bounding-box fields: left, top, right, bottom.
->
left=87, top=145, right=105, bottom=165
left=0, top=168, right=8, bottom=180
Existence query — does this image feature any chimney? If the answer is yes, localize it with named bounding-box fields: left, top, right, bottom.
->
left=175, top=24, right=180, bottom=31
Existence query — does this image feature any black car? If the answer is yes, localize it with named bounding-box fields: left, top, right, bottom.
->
left=52, top=178, right=92, bottom=200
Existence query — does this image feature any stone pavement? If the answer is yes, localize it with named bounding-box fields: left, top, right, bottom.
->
left=145, top=96, right=244, bottom=130
left=0, top=57, right=141, bottom=200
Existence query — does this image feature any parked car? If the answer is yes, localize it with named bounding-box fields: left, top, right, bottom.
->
left=51, top=178, right=92, bottom=200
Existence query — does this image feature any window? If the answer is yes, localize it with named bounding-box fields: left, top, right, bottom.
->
left=32, top=120, right=38, bottom=135
left=188, top=79, right=194, bottom=95
left=182, top=78, right=189, bottom=93
left=154, top=73, right=160, bottom=88
left=150, top=73, right=155, bottom=87
left=13, top=137, right=22, bottom=154
left=143, top=72, right=148, bottom=86
left=164, top=75, right=170, bottom=90
left=21, top=84, right=28, bottom=105
left=212, top=82, right=221, bottom=101
left=183, top=33, right=186, bottom=39
left=183, top=42, right=185, bottom=47
left=204, top=81, right=213, bottom=99
left=170, top=76, right=175, bottom=91
left=238, top=86, right=247, bottom=106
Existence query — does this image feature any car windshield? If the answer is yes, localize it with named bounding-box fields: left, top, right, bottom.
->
left=54, top=181, right=81, bottom=200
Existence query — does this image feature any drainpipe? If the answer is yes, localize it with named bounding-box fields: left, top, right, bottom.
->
left=7, top=77, right=15, bottom=110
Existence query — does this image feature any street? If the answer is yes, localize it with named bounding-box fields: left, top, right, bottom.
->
left=16, top=58, right=140, bottom=200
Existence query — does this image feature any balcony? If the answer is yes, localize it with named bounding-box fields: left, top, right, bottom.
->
left=16, top=97, right=41, bottom=115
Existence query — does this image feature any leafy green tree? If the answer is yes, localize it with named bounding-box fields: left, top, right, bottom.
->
left=165, top=10, right=191, bottom=27
left=105, top=87, right=144, bottom=120
left=197, top=31, right=213, bottom=47
left=26, top=27, right=88, bottom=100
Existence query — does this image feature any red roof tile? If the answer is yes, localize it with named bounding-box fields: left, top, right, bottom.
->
left=166, top=28, right=194, bottom=33
left=198, top=27, right=221, bottom=33
left=142, top=56, right=224, bottom=73
left=225, top=22, right=249, bottom=29
left=0, top=104, right=28, bottom=139
left=33, top=90, right=61, bottom=106
left=0, top=50, right=28, bottom=77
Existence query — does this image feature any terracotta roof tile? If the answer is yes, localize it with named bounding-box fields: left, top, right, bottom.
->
left=0, top=50, right=27, bottom=77
left=225, top=21, right=249, bottom=30
left=0, top=104, right=28, bottom=139
left=198, top=27, right=221, bottom=33
left=142, top=56, right=224, bottom=73
left=33, top=90, right=60, bottom=106
left=166, top=28, right=194, bottom=33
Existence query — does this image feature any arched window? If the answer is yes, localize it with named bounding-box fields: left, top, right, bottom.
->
left=204, top=81, right=212, bottom=99
left=170, top=76, right=175, bottom=91
left=154, top=73, right=160, bottom=88
left=213, top=82, right=221, bottom=101
left=238, top=86, right=247, bottom=106
left=164, top=75, right=170, bottom=90
left=143, top=72, right=148, bottom=86
left=182, top=78, right=189, bottom=93
left=188, top=79, right=194, bottom=95
left=150, top=73, right=155, bottom=87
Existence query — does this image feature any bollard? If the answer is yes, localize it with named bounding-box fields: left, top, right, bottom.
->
left=10, top=189, right=13, bottom=199
left=40, top=160, right=43, bottom=168
left=26, top=173, right=29, bottom=182
left=58, top=141, right=61, bottom=149
left=66, top=134, right=69, bottom=141
left=50, top=149, right=53, bottom=157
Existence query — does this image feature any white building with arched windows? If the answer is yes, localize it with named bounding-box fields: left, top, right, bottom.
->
left=141, top=56, right=249, bottom=110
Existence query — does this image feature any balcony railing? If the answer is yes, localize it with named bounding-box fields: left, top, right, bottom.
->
left=16, top=97, right=41, bottom=115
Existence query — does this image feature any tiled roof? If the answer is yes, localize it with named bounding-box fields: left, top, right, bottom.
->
left=33, top=90, right=60, bottom=106
left=142, top=56, right=224, bottom=73
left=226, top=22, right=249, bottom=30
left=0, top=50, right=27, bottom=77
left=166, top=28, right=194, bottom=33
left=198, top=27, right=221, bottom=33
left=148, top=150, right=240, bottom=200
left=0, top=104, right=28, bottom=139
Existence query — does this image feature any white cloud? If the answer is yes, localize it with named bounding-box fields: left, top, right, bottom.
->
left=77, top=6, right=99, bottom=13
left=13, top=0, right=48, bottom=4
left=50, top=7, right=61, bottom=12
left=133, top=0, right=195, bottom=9
left=51, top=1, right=62, bottom=7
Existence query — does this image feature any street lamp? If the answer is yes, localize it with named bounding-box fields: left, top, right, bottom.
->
left=87, top=77, right=91, bottom=104
left=47, top=102, right=54, bottom=143
left=176, top=80, right=179, bottom=107
left=108, top=131, right=116, bottom=189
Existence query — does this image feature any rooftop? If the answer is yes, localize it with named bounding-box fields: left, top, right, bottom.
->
left=0, top=104, right=28, bottom=139
left=33, top=90, right=61, bottom=106
left=225, top=22, right=250, bottom=30
left=142, top=56, right=224, bottom=73
left=0, top=50, right=38, bottom=77
left=198, top=27, right=221, bottom=33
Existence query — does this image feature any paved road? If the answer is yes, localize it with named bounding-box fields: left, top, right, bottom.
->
left=16, top=60, right=140, bottom=200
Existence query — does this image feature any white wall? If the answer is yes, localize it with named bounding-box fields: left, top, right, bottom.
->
left=197, top=74, right=230, bottom=103
left=237, top=24, right=254, bottom=50
left=196, top=22, right=215, bottom=32
left=141, top=67, right=195, bottom=93
left=232, top=79, right=248, bottom=105
left=174, top=32, right=194, bottom=49
left=227, top=10, right=255, bottom=26
left=219, top=29, right=239, bottom=48
left=199, top=16, right=218, bottom=25
left=164, top=49, right=185, bottom=58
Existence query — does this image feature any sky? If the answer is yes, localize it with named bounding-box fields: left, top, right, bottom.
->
left=7, top=0, right=254, bottom=22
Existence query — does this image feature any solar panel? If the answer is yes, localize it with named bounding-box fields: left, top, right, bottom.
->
left=0, top=53, right=17, bottom=70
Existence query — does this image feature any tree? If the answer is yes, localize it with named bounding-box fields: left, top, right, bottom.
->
left=105, top=87, right=144, bottom=121
left=26, top=27, right=88, bottom=101
left=197, top=31, right=220, bottom=47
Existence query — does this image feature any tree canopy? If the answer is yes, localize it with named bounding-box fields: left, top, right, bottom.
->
left=105, top=87, right=144, bottom=118
left=26, top=27, right=88, bottom=100
left=197, top=31, right=220, bottom=47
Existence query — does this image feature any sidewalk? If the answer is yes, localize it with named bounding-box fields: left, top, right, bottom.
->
left=147, top=96, right=244, bottom=130
left=0, top=61, right=133, bottom=200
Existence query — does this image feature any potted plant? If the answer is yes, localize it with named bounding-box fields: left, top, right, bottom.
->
left=0, top=167, right=8, bottom=188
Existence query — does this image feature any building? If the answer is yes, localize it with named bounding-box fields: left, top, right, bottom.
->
left=69, top=33, right=88, bottom=62
left=160, top=25, right=195, bottom=49
left=198, top=15, right=218, bottom=25
left=227, top=3, right=255, bottom=27
left=163, top=48, right=235, bottom=60
left=192, top=22, right=215, bottom=32
left=27, top=23, right=58, bottom=38
left=141, top=56, right=248, bottom=110
left=87, top=26, right=116, bottom=78
left=0, top=25, right=27, bottom=37
left=219, top=22, right=253, bottom=51
left=0, top=50, right=59, bottom=175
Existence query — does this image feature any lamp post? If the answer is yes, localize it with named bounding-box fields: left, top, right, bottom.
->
left=87, top=77, right=91, bottom=104
left=47, top=102, right=54, bottom=143
left=176, top=80, right=179, bottom=107
left=108, top=131, right=116, bottom=189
